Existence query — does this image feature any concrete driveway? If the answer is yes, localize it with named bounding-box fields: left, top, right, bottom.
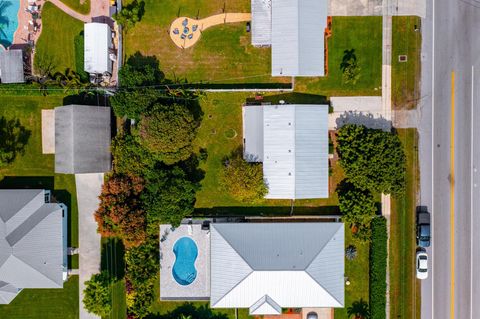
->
left=76, top=173, right=104, bottom=319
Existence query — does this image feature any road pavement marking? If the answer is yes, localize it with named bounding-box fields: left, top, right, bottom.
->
left=450, top=71, right=455, bottom=319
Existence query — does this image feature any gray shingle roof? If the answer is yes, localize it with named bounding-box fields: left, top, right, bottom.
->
left=55, top=105, right=112, bottom=174
left=0, top=190, right=64, bottom=304
left=210, top=223, right=345, bottom=313
left=0, top=50, right=25, bottom=84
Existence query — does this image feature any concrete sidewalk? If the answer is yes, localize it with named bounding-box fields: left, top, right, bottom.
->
left=76, top=173, right=104, bottom=319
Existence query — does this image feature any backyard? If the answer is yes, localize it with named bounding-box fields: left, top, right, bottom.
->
left=59, top=0, right=91, bottom=14
left=295, top=17, right=383, bottom=97
left=0, top=95, right=79, bottom=317
left=34, top=2, right=85, bottom=75
left=390, top=128, right=421, bottom=318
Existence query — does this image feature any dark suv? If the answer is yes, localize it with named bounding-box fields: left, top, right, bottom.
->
left=416, top=206, right=431, bottom=247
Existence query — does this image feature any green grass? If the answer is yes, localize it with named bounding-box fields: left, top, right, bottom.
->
left=124, top=0, right=288, bottom=84
left=392, top=17, right=421, bottom=109
left=34, top=2, right=84, bottom=74
left=390, top=129, right=421, bottom=318
left=0, top=276, right=79, bottom=318
left=59, top=0, right=91, bottom=14
left=295, top=17, right=383, bottom=96
left=193, top=93, right=342, bottom=215
left=101, top=238, right=127, bottom=319
left=334, top=229, right=370, bottom=319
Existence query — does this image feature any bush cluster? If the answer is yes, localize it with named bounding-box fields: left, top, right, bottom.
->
left=369, top=217, right=387, bottom=319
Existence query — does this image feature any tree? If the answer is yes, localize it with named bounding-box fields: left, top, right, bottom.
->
left=136, top=104, right=199, bottom=165
left=113, top=0, right=145, bottom=30
left=345, top=245, right=357, bottom=260
left=336, top=124, right=406, bottom=195
left=83, top=271, right=112, bottom=317
left=110, top=88, right=160, bottom=119
left=111, top=132, right=156, bottom=175
left=347, top=299, right=370, bottom=319
left=220, top=153, right=267, bottom=202
left=340, top=49, right=361, bottom=85
left=94, top=174, right=146, bottom=248
left=142, top=165, right=199, bottom=229
left=0, top=117, right=31, bottom=167
left=337, top=179, right=377, bottom=238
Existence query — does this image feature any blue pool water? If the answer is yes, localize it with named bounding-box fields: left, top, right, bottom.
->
left=172, top=237, right=198, bottom=286
left=0, top=0, right=20, bottom=48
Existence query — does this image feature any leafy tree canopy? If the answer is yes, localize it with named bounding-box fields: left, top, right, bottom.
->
left=337, top=179, right=377, bottom=229
left=136, top=104, right=199, bottom=165
left=336, top=124, right=406, bottom=195
left=94, top=174, right=146, bottom=248
left=83, top=271, right=112, bottom=318
left=112, top=0, right=145, bottom=29
left=0, top=117, right=30, bottom=168
left=111, top=132, right=156, bottom=175
left=110, top=88, right=161, bottom=119
left=220, top=153, right=267, bottom=202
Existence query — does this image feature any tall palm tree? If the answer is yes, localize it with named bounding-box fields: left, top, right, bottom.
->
left=347, top=298, right=370, bottom=319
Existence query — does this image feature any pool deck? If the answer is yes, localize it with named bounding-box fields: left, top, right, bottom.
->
left=160, top=224, right=211, bottom=300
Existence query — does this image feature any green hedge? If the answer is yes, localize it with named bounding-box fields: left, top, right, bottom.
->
left=369, top=217, right=387, bottom=319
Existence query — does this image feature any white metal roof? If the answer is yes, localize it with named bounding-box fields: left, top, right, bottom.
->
left=210, top=223, right=345, bottom=314
left=84, top=23, right=112, bottom=74
left=271, top=0, right=327, bottom=76
left=251, top=0, right=272, bottom=46
left=243, top=104, right=329, bottom=199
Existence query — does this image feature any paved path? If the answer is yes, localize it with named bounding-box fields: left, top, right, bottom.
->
left=41, top=109, right=55, bottom=154
left=76, top=173, right=104, bottom=319
left=169, top=13, right=251, bottom=48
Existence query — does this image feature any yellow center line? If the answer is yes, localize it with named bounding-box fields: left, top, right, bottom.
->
left=451, top=71, right=456, bottom=319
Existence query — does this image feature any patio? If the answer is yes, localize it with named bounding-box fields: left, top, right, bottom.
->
left=160, top=224, right=210, bottom=300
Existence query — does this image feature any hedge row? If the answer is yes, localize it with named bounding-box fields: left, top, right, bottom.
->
left=369, top=217, right=388, bottom=319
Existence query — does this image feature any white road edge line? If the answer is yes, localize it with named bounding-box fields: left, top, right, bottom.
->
left=470, top=65, right=474, bottom=319
left=431, top=0, right=436, bottom=317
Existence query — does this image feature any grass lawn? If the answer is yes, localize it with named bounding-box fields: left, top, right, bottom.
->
left=334, top=229, right=370, bottom=319
left=101, top=238, right=127, bottom=319
left=0, top=276, right=79, bottom=318
left=35, top=2, right=84, bottom=74
left=193, top=93, right=342, bottom=216
left=123, top=0, right=289, bottom=84
left=59, top=0, right=91, bottom=14
left=390, top=129, right=421, bottom=318
left=392, top=17, right=421, bottom=109
left=0, top=95, right=79, bottom=259
left=295, top=17, right=383, bottom=97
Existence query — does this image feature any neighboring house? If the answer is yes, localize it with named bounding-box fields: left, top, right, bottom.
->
left=55, top=105, right=112, bottom=174
left=251, top=0, right=328, bottom=76
left=160, top=222, right=345, bottom=315
left=0, top=189, right=67, bottom=304
left=243, top=104, right=329, bottom=199
left=0, top=49, right=25, bottom=84
left=84, top=22, right=114, bottom=75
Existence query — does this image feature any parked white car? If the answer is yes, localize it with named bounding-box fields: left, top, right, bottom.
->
left=416, top=251, right=429, bottom=279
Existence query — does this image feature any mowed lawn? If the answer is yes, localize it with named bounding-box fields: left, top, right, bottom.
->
left=296, top=17, right=383, bottom=97
left=0, top=276, right=79, bottom=319
left=193, top=93, right=342, bottom=215
left=59, top=0, right=90, bottom=14
left=390, top=129, right=421, bottom=318
left=34, top=2, right=84, bottom=74
left=123, top=0, right=289, bottom=84
left=392, top=17, right=422, bottom=109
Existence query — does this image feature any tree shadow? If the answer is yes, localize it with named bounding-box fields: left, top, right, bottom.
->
left=0, top=1, right=13, bottom=48
left=340, top=48, right=357, bottom=72
left=0, top=117, right=31, bottom=166
left=124, top=51, right=166, bottom=84
left=101, top=238, right=126, bottom=280
left=347, top=298, right=370, bottom=319
left=63, top=92, right=110, bottom=106
left=335, top=111, right=392, bottom=132
left=0, top=176, right=54, bottom=189
left=146, top=303, right=229, bottom=319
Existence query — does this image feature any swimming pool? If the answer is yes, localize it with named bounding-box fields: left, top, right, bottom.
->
left=0, top=0, right=20, bottom=48
left=172, top=237, right=198, bottom=286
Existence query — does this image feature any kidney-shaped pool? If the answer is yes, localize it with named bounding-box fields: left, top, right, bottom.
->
left=172, top=237, right=198, bottom=285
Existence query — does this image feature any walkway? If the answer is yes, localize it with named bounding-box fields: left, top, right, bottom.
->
left=76, top=173, right=104, bottom=319
left=46, top=0, right=110, bottom=22
left=169, top=13, right=251, bottom=49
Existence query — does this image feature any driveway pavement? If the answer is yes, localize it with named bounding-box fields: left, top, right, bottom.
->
left=76, top=173, right=104, bottom=319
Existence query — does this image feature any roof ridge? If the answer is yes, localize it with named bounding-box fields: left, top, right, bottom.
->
left=304, top=223, right=343, bottom=268
left=8, top=255, right=61, bottom=288
left=304, top=270, right=343, bottom=306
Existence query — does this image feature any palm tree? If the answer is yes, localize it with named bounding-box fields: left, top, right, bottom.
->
left=347, top=298, right=370, bottom=319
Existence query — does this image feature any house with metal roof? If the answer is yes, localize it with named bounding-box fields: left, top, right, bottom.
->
left=0, top=189, right=67, bottom=304
left=243, top=104, right=329, bottom=199
left=251, top=0, right=328, bottom=76
left=0, top=49, right=25, bottom=84
left=55, top=105, right=112, bottom=174
left=211, top=223, right=344, bottom=315
left=84, top=22, right=114, bottom=75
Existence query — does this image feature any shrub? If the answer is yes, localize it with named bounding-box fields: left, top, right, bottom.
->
left=336, top=124, right=406, bottom=195
left=345, top=245, right=357, bottom=261
left=83, top=271, right=112, bottom=317
left=220, top=154, right=268, bottom=202
left=369, top=217, right=387, bottom=319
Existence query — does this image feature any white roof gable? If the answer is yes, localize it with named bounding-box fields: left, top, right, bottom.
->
left=250, top=295, right=282, bottom=315
left=84, top=23, right=112, bottom=74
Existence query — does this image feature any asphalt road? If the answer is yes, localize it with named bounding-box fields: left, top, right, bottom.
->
left=420, top=0, right=480, bottom=318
